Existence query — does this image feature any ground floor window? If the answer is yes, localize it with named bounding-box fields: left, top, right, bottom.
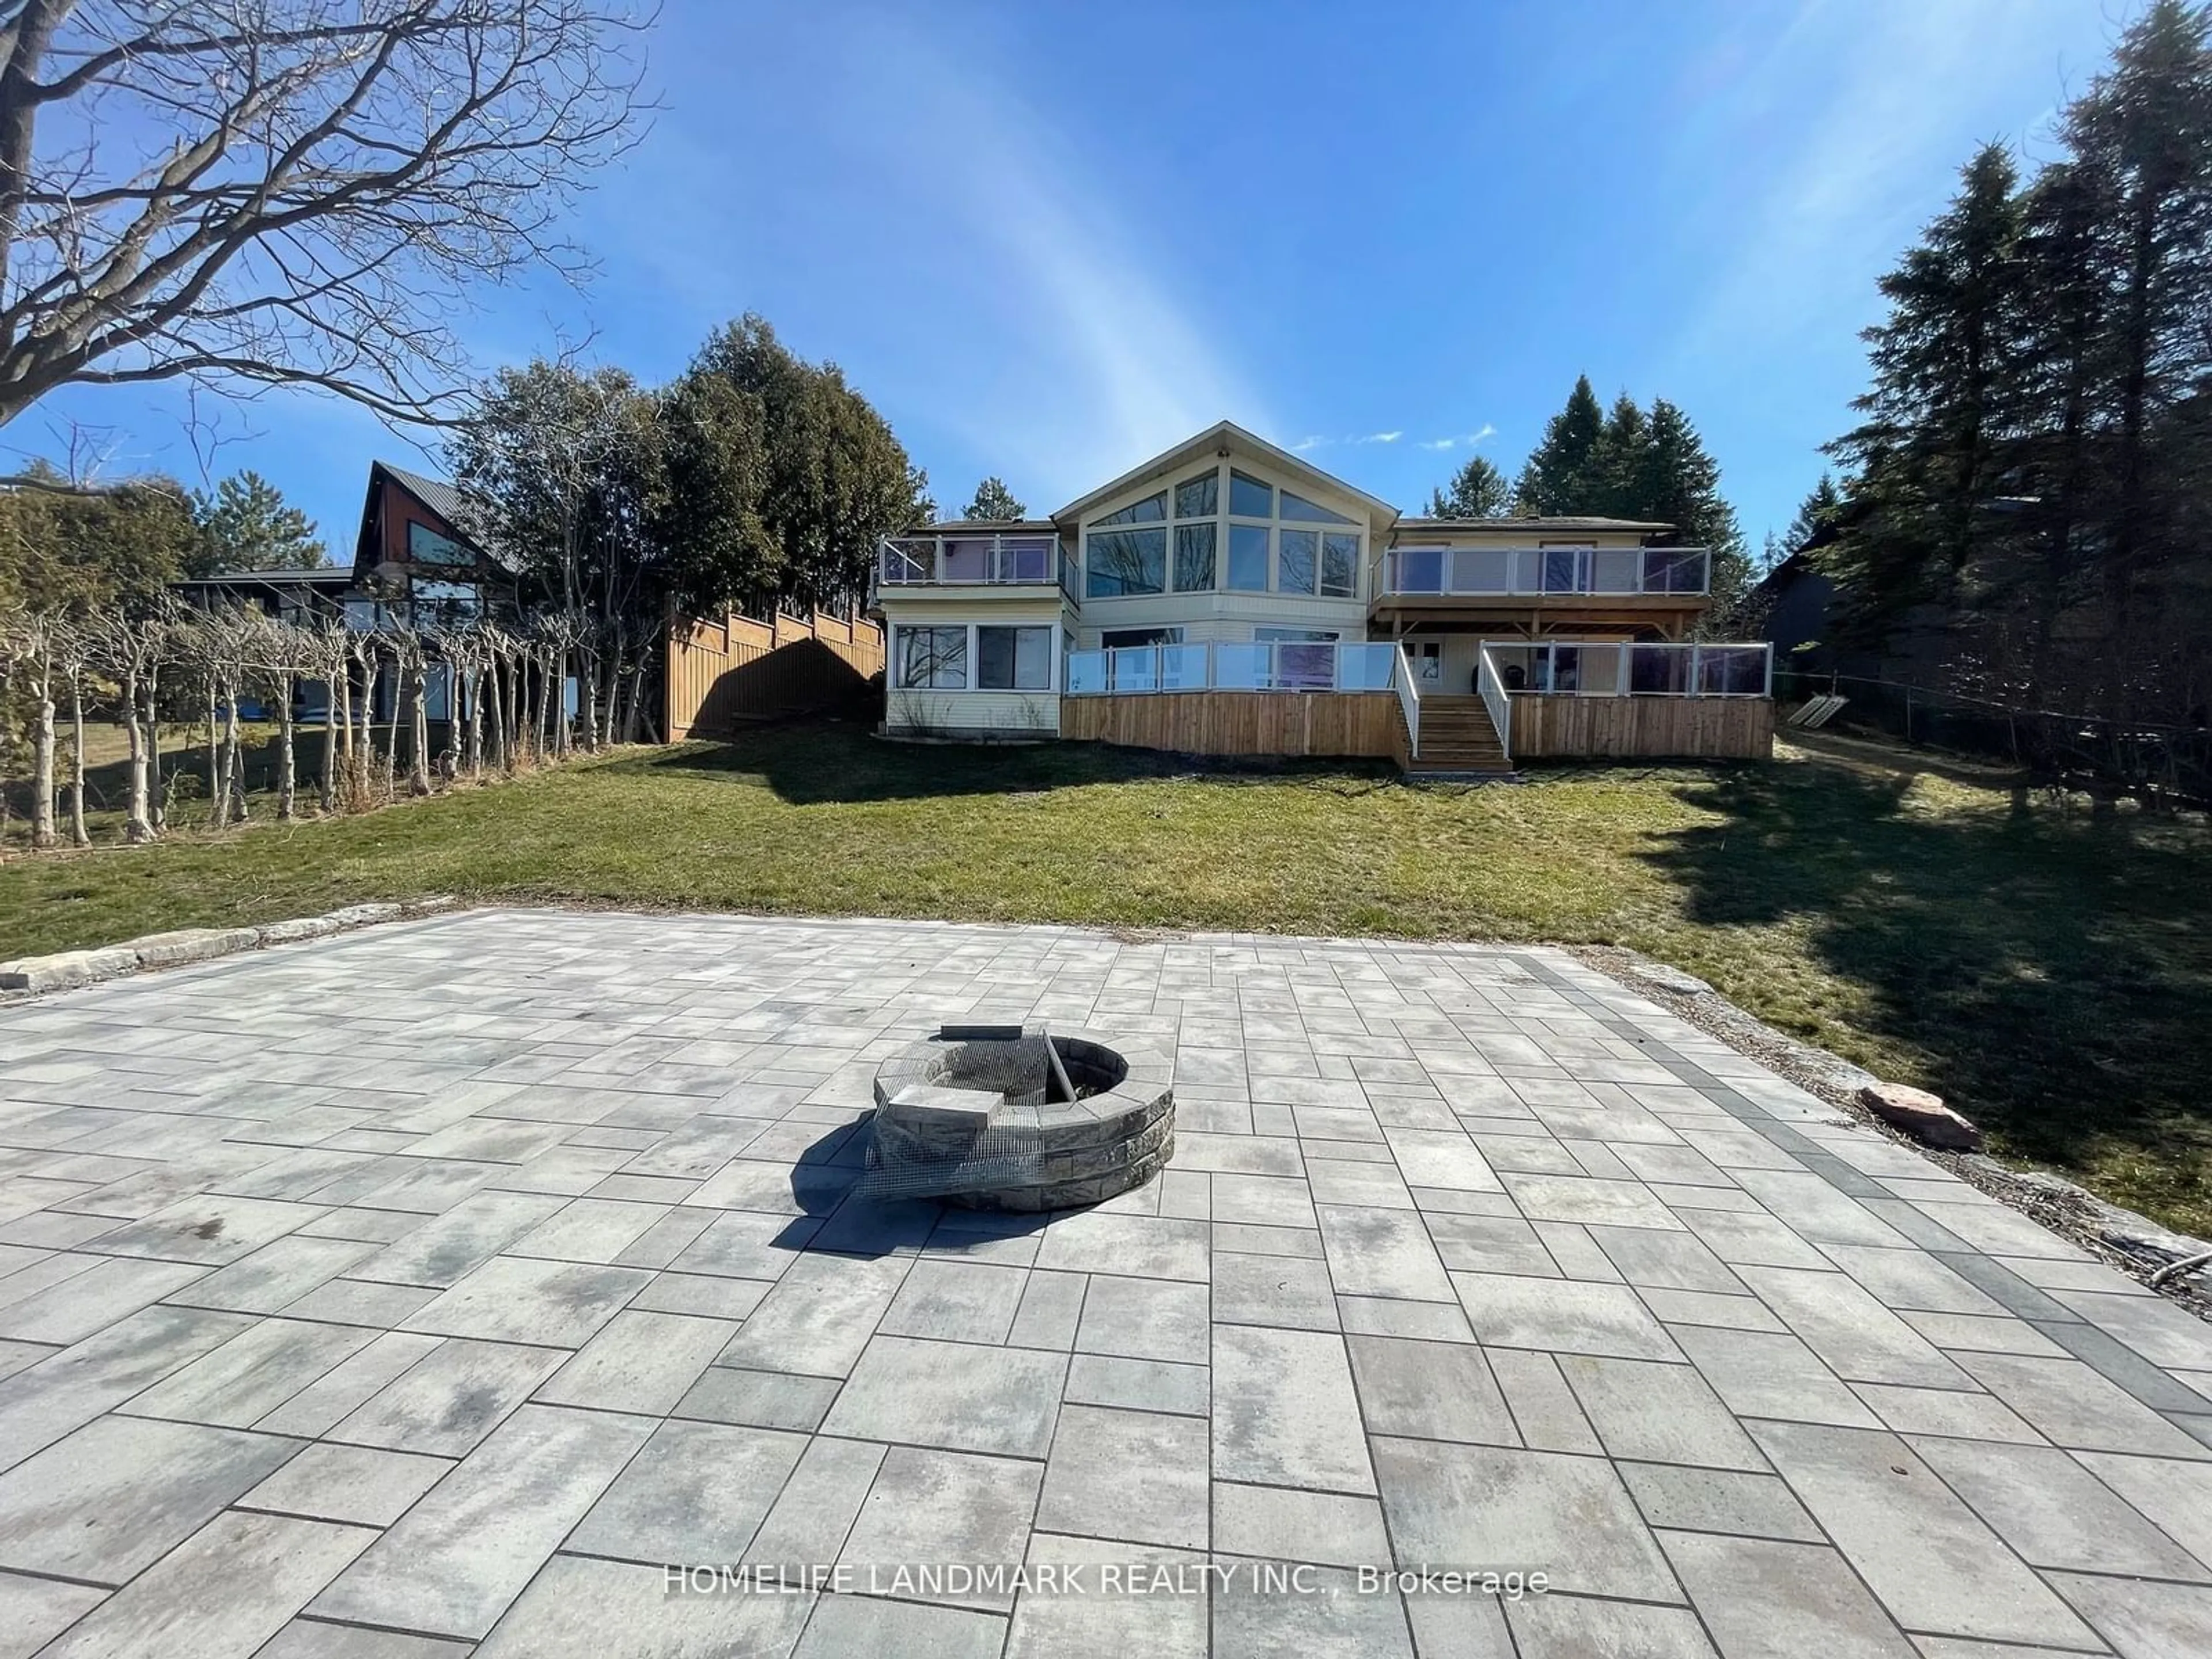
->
left=895, top=626, right=968, bottom=689
left=1402, top=639, right=1442, bottom=683
left=978, top=625, right=1052, bottom=690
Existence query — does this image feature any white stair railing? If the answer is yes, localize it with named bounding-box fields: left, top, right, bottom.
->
left=1391, top=642, right=1422, bottom=758
left=1478, top=645, right=1513, bottom=764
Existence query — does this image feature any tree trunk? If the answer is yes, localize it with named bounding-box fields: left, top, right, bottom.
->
left=554, top=648, right=570, bottom=756
left=407, top=662, right=431, bottom=796
left=321, top=670, right=340, bottom=813
left=277, top=679, right=297, bottom=820
left=223, top=686, right=248, bottom=822
left=465, top=668, right=484, bottom=778
left=28, top=658, right=56, bottom=849
left=122, top=664, right=153, bottom=843
left=67, top=671, right=88, bottom=846
left=579, top=645, right=600, bottom=753
left=381, top=661, right=401, bottom=800
left=146, top=664, right=166, bottom=832
left=206, top=683, right=226, bottom=829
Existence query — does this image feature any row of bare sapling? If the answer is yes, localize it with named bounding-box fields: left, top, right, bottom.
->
left=0, top=597, right=655, bottom=849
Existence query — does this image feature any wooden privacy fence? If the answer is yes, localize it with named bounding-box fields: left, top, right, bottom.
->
left=665, top=609, right=885, bottom=740
left=1060, top=692, right=1403, bottom=759
left=1507, top=694, right=1775, bottom=759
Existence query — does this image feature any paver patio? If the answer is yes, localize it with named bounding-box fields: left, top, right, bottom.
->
left=2, top=907, right=2210, bottom=1657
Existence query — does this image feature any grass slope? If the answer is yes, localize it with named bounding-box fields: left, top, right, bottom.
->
left=3, top=720, right=2207, bottom=1234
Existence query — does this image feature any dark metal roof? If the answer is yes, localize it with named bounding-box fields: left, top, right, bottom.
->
left=1394, top=514, right=1675, bottom=533
left=377, top=461, right=472, bottom=530
left=175, top=566, right=353, bottom=585
left=915, top=520, right=1060, bottom=534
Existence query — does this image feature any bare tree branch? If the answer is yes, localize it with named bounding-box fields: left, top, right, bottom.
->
left=0, top=1, right=654, bottom=430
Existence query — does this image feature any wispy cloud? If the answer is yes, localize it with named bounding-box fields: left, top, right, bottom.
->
left=1292, top=428, right=1408, bottom=452
left=1416, top=424, right=1497, bottom=452
left=1290, top=434, right=1330, bottom=453
left=1357, top=430, right=1403, bottom=445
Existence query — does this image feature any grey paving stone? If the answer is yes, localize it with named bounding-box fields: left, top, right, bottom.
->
left=1007, top=1268, right=1088, bottom=1349
left=839, top=1446, right=1043, bottom=1612
left=674, top=1363, right=840, bottom=1431
left=164, top=1235, right=380, bottom=1315
left=1076, top=1272, right=1209, bottom=1362
left=472, top=1553, right=815, bottom=1658
left=1065, top=1353, right=1210, bottom=1416
left=1035, top=1211, right=1210, bottom=1282
left=1212, top=1220, right=1325, bottom=1260
left=1557, top=1354, right=1766, bottom=1471
left=35, top=1509, right=376, bottom=1659
left=1953, top=1350, right=2212, bottom=1459
left=1450, top=1272, right=1680, bottom=1361
left=1420, top=1211, right=1559, bottom=1277
left=1748, top=1418, right=2100, bottom=1646
left=1851, top=1381, right=2045, bottom=1442
left=1316, top=1205, right=1455, bottom=1301
left=1346, top=1333, right=1517, bottom=1445
left=1382, top=1128, right=1501, bottom=1192
left=1305, top=1157, right=1417, bottom=1210
left=745, top=1433, right=885, bottom=1566
left=1585, top=1225, right=1745, bottom=1293
left=0, top=1303, right=255, bottom=1465
left=569, top=1417, right=806, bottom=1562
left=2073, top=1449, right=2212, bottom=1568
left=879, top=1259, right=1030, bottom=1344
left=1482, top=1347, right=1602, bottom=1454
left=325, top=1335, right=561, bottom=1455
left=823, top=1333, right=1066, bottom=1457
left=2046, top=1571, right=2212, bottom=1659
left=1211, top=1174, right=1319, bottom=1229
left=241, top=1441, right=453, bottom=1527
left=1214, top=1324, right=1374, bottom=1494
left=631, top=1268, right=772, bottom=1321
left=84, top=1195, right=326, bottom=1267
left=399, top=1253, right=648, bottom=1346
left=1736, top=1265, right=1972, bottom=1388
left=1336, top=1293, right=1475, bottom=1343
left=0, top=1412, right=298, bottom=1583
left=794, top=1594, right=1006, bottom=1659
left=1211, top=1482, right=1391, bottom=1569
left=1908, top=1437, right=2209, bottom=1580
left=1038, top=1403, right=1209, bottom=1548
left=351, top=1191, right=570, bottom=1288
left=713, top=1249, right=911, bottom=1377
left=504, top=1197, right=669, bottom=1264
left=1213, top=1560, right=1415, bottom=1658
left=1659, top=1531, right=1912, bottom=1658
left=532, top=1309, right=733, bottom=1414
left=1817, top=1244, right=2004, bottom=1316
left=666, top=1207, right=819, bottom=1279
left=1896, top=1308, right=2066, bottom=1357
left=1638, top=1287, right=1787, bottom=1331
left=1498, top=1172, right=1683, bottom=1231
left=1618, top=1461, right=1824, bottom=1541
left=1505, top=1594, right=1715, bottom=1658
left=1528, top=1221, right=1622, bottom=1282
left=123, top=1315, right=377, bottom=1427
left=1666, top=1324, right=1881, bottom=1427
left=0, top=1255, right=207, bottom=1344
left=312, top=1403, right=655, bottom=1640
left=1679, top=1207, right=1833, bottom=1269
left=0, top=1571, right=108, bottom=1659
left=1007, top=1533, right=1210, bottom=1658
left=1372, top=1438, right=1679, bottom=1600
left=1213, top=1251, right=1338, bottom=1331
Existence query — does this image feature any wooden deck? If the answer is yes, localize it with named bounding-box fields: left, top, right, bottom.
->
left=1060, top=692, right=1402, bottom=759
left=1507, top=694, right=1774, bottom=759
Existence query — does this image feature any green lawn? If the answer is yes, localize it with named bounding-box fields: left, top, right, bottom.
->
left=4, top=719, right=2209, bottom=1236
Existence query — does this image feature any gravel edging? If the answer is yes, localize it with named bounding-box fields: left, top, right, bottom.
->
left=1570, top=942, right=2212, bottom=1320
left=0, top=895, right=460, bottom=997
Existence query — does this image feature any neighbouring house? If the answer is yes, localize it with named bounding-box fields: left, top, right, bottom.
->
left=871, top=421, right=1774, bottom=774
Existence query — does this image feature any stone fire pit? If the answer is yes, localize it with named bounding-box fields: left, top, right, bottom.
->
left=861, top=1024, right=1173, bottom=1211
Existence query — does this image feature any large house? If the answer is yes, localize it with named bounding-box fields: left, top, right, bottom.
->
left=872, top=421, right=1774, bottom=774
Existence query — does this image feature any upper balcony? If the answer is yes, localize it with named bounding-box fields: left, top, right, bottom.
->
left=1371, top=544, right=1712, bottom=627
left=876, top=532, right=1075, bottom=600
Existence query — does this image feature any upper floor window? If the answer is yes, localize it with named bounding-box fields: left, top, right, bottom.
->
left=1086, top=461, right=1363, bottom=600
left=406, top=521, right=472, bottom=567
left=1093, top=491, right=1165, bottom=526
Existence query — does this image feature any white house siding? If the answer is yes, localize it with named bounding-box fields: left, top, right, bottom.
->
left=878, top=592, right=1069, bottom=738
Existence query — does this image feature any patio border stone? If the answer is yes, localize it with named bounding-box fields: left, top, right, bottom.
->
left=0, top=896, right=457, bottom=995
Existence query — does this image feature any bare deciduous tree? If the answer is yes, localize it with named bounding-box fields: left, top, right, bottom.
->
left=0, top=1, right=652, bottom=441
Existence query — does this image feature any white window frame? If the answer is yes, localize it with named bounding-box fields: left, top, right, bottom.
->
left=892, top=623, right=1060, bottom=694
left=1082, top=460, right=1364, bottom=601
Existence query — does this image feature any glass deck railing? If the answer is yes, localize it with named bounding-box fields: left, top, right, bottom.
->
left=1064, top=641, right=1397, bottom=696
left=1382, top=546, right=1711, bottom=598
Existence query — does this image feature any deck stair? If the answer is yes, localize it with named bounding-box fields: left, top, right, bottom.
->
left=1408, top=695, right=1514, bottom=778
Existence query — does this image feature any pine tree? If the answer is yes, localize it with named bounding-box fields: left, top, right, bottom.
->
left=961, top=476, right=1027, bottom=521
left=1786, top=475, right=1843, bottom=550
left=1425, top=454, right=1512, bottom=518
left=1586, top=393, right=1650, bottom=518
left=1517, top=374, right=1607, bottom=513
left=188, top=471, right=326, bottom=575
left=1823, top=142, right=2028, bottom=622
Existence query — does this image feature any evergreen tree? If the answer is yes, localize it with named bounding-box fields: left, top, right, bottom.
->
left=961, top=476, right=1026, bottom=521
left=1786, top=475, right=1843, bottom=550
left=1823, top=142, right=2028, bottom=621
left=1635, top=399, right=1751, bottom=618
left=187, top=470, right=327, bottom=575
left=1425, top=454, right=1512, bottom=518
left=1517, top=374, right=1607, bottom=513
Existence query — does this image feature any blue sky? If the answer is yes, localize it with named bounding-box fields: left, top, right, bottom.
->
left=13, top=0, right=2120, bottom=558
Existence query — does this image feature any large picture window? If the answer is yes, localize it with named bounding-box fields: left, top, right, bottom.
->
left=1085, top=528, right=1166, bottom=596
left=895, top=626, right=968, bottom=689
left=1085, top=463, right=1363, bottom=600
left=978, top=626, right=1052, bottom=690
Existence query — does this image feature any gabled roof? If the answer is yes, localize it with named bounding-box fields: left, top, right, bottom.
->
left=353, top=459, right=501, bottom=575
left=1052, top=421, right=1401, bottom=526
left=378, top=461, right=471, bottom=529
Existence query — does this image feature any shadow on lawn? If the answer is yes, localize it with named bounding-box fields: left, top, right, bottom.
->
left=1639, top=758, right=2212, bottom=1222
left=623, top=720, right=1397, bottom=805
